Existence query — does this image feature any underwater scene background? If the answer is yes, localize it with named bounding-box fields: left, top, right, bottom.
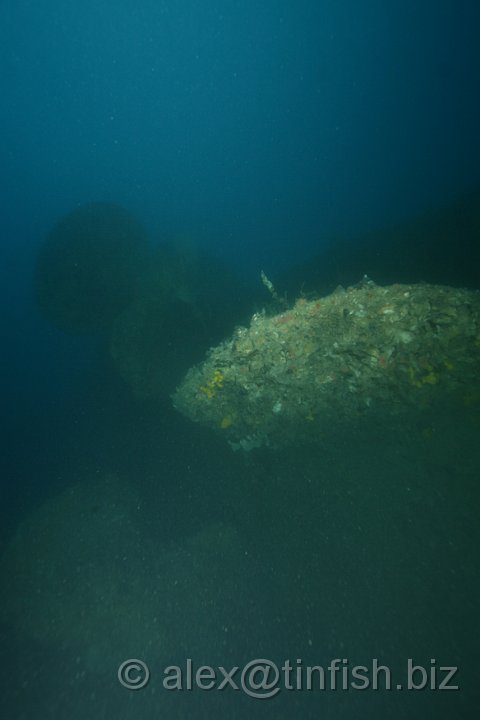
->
left=1, top=1, right=480, bottom=718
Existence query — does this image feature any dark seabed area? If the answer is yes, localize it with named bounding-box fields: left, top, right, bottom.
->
left=1, top=2, right=480, bottom=719
left=2, top=196, right=480, bottom=720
